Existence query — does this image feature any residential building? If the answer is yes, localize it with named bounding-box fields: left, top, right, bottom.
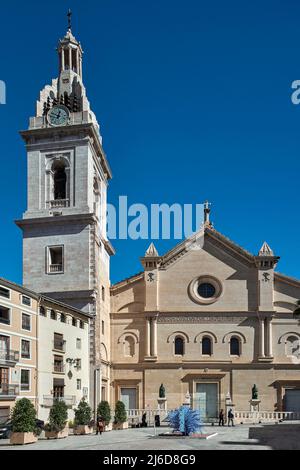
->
left=0, top=278, right=90, bottom=423
left=37, top=295, right=90, bottom=422
left=0, top=278, right=38, bottom=422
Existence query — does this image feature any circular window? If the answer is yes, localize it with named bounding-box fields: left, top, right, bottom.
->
left=188, top=275, right=223, bottom=305
left=197, top=283, right=216, bottom=298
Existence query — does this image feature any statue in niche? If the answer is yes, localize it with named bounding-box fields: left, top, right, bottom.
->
left=159, top=384, right=166, bottom=398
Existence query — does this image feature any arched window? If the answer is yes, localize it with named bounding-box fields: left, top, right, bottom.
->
left=174, top=336, right=184, bottom=355
left=202, top=337, right=212, bottom=355
left=230, top=337, right=240, bottom=356
left=53, top=161, right=67, bottom=200
left=286, top=336, right=300, bottom=357
left=124, top=336, right=135, bottom=357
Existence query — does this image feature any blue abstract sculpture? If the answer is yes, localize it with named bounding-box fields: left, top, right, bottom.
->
left=167, top=406, right=202, bottom=436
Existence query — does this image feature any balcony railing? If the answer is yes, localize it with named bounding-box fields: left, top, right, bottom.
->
left=49, top=264, right=63, bottom=273
left=0, top=316, right=10, bottom=325
left=49, top=199, right=70, bottom=209
left=0, top=349, right=19, bottom=364
left=0, top=384, right=19, bottom=398
left=53, top=340, right=66, bottom=352
left=53, top=364, right=65, bottom=374
left=43, top=395, right=76, bottom=408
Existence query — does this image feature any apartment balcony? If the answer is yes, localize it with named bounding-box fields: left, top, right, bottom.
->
left=49, top=264, right=63, bottom=273
left=0, top=384, right=19, bottom=400
left=43, top=395, right=76, bottom=408
left=49, top=199, right=70, bottom=209
left=53, top=364, right=65, bottom=374
left=52, top=341, right=66, bottom=353
left=0, top=349, right=19, bottom=367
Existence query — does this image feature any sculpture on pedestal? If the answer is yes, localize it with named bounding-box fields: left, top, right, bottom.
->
left=159, top=384, right=166, bottom=399
left=252, top=384, right=258, bottom=400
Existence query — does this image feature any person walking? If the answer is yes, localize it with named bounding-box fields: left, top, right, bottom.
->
left=219, top=409, right=225, bottom=426
left=96, top=415, right=105, bottom=435
left=227, top=408, right=234, bottom=426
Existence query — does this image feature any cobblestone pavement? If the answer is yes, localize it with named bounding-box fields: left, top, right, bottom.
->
left=0, top=423, right=299, bottom=450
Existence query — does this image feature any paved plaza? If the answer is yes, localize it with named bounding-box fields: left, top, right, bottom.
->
left=0, top=422, right=300, bottom=451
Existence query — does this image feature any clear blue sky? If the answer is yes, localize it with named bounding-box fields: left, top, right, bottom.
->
left=0, top=0, right=299, bottom=285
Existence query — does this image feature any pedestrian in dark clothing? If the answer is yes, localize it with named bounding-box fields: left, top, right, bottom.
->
left=227, top=408, right=234, bottom=426
left=96, top=415, right=105, bottom=435
left=219, top=409, right=225, bottom=426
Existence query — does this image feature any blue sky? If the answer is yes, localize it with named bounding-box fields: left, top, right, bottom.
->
left=0, top=0, right=299, bottom=285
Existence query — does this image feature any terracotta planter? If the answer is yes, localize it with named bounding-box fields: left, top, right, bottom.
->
left=105, top=422, right=113, bottom=431
left=10, top=432, right=38, bottom=445
left=113, top=422, right=129, bottom=430
left=45, top=427, right=69, bottom=439
left=73, top=425, right=93, bottom=435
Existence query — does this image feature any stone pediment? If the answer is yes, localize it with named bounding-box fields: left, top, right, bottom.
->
left=159, top=226, right=255, bottom=270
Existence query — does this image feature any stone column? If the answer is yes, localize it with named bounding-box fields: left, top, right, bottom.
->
left=145, top=317, right=151, bottom=357
left=69, top=47, right=72, bottom=71
left=61, top=48, right=65, bottom=70
left=266, top=317, right=273, bottom=357
left=152, top=316, right=158, bottom=357
left=150, top=318, right=155, bottom=357
left=259, top=318, right=265, bottom=357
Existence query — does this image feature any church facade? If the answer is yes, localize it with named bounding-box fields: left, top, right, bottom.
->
left=13, top=21, right=300, bottom=419
left=110, top=219, right=300, bottom=416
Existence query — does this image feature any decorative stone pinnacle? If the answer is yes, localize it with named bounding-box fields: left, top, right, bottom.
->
left=258, top=241, right=274, bottom=257
left=145, top=242, right=159, bottom=257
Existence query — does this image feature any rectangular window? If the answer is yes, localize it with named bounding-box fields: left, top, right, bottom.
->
left=72, top=317, right=77, bottom=327
left=77, top=379, right=81, bottom=390
left=76, top=359, right=82, bottom=370
left=20, top=369, right=30, bottom=391
left=102, top=286, right=105, bottom=301
left=60, top=313, right=66, bottom=323
left=54, top=333, right=65, bottom=352
left=102, top=321, right=104, bottom=335
left=39, top=306, right=46, bottom=316
left=50, top=309, right=56, bottom=320
left=53, top=355, right=64, bottom=373
left=21, top=295, right=31, bottom=307
left=0, top=287, right=10, bottom=299
left=76, top=338, right=81, bottom=350
left=21, top=340, right=30, bottom=359
left=47, top=246, right=64, bottom=274
left=21, top=313, right=31, bottom=331
left=0, top=306, right=10, bottom=325
left=79, top=320, right=84, bottom=329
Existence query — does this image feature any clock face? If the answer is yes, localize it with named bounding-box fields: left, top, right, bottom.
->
left=47, top=105, right=69, bottom=127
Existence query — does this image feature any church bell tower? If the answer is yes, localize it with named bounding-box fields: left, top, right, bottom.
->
left=16, top=13, right=114, bottom=411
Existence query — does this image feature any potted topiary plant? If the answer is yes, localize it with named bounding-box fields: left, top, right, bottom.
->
left=44, top=399, right=69, bottom=439
left=10, top=397, right=38, bottom=445
left=97, top=400, right=112, bottom=431
left=113, top=401, right=128, bottom=430
left=73, top=398, right=93, bottom=435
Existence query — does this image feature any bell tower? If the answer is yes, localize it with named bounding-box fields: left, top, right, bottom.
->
left=16, top=13, right=114, bottom=412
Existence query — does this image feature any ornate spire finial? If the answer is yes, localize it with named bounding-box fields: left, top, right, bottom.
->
left=67, top=8, right=72, bottom=31
left=204, top=200, right=211, bottom=226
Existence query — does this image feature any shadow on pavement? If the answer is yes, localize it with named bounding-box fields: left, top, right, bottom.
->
left=248, top=423, right=300, bottom=450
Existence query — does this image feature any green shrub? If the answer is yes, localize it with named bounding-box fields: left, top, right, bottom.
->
left=114, top=401, right=127, bottom=424
left=11, top=398, right=37, bottom=433
left=68, top=420, right=74, bottom=429
left=97, top=401, right=111, bottom=424
left=74, top=398, right=92, bottom=426
left=45, top=399, right=68, bottom=432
